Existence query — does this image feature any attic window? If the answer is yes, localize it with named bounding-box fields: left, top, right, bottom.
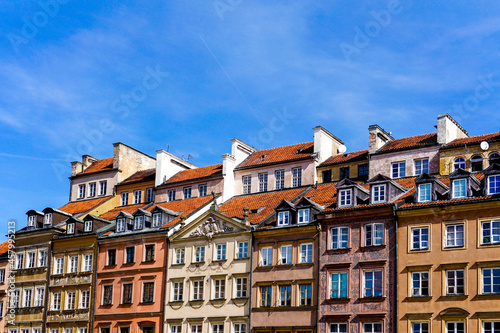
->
left=260, top=154, right=268, bottom=161
left=250, top=207, right=265, bottom=214
left=44, top=213, right=52, bottom=225
left=116, top=218, right=125, bottom=232
left=84, top=221, right=92, bottom=232
left=28, top=215, right=35, bottom=227
left=296, top=148, right=304, bottom=154
left=67, top=223, right=75, bottom=234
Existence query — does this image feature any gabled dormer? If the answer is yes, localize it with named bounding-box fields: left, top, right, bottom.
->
left=82, top=215, right=111, bottom=233
left=150, top=206, right=180, bottom=228
left=414, top=173, right=449, bottom=203
left=294, top=197, right=323, bottom=224
left=115, top=211, right=133, bottom=233
left=25, top=210, right=44, bottom=229
left=484, top=163, right=500, bottom=196
left=274, top=199, right=296, bottom=226
left=335, top=178, right=369, bottom=208
left=368, top=174, right=409, bottom=204
left=42, top=208, right=72, bottom=227
left=64, top=217, right=84, bottom=235
left=448, top=168, right=481, bottom=199
left=132, top=208, right=152, bottom=230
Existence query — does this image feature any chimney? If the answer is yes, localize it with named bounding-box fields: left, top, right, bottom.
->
left=71, top=161, right=83, bottom=176
left=82, top=155, right=98, bottom=171
left=155, top=150, right=196, bottom=187
left=313, top=126, right=344, bottom=164
left=368, top=125, right=393, bottom=154
left=436, top=114, right=468, bottom=145
left=243, top=207, right=250, bottom=226
left=222, top=139, right=256, bottom=202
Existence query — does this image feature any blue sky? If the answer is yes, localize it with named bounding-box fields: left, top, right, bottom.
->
left=1, top=1, right=500, bottom=238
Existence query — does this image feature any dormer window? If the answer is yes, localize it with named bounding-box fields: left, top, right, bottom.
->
left=453, top=157, right=466, bottom=171
left=84, top=221, right=92, bottom=232
left=44, top=213, right=53, bottom=225
left=471, top=155, right=483, bottom=172
left=277, top=211, right=289, bottom=226
left=489, top=153, right=500, bottom=166
left=152, top=213, right=161, bottom=227
left=116, top=218, right=125, bottom=232
left=298, top=209, right=310, bottom=224
left=67, top=223, right=75, bottom=234
left=452, top=179, right=467, bottom=199
left=338, top=189, right=352, bottom=207
left=134, top=216, right=143, bottom=230
left=28, top=215, right=35, bottom=227
left=372, top=184, right=386, bottom=203
left=418, top=184, right=432, bottom=202
left=488, top=175, right=500, bottom=195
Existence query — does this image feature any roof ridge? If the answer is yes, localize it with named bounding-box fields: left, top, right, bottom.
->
left=254, top=141, right=314, bottom=153
left=391, top=132, right=436, bottom=141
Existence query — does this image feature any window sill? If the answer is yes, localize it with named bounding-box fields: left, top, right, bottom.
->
left=296, top=262, right=314, bottom=267
left=213, top=259, right=227, bottom=263
left=479, top=243, right=500, bottom=248
left=358, top=296, right=386, bottom=302
left=104, top=264, right=117, bottom=268
left=142, top=260, right=155, bottom=264
left=360, top=245, right=386, bottom=251
left=327, top=248, right=351, bottom=253
left=234, top=257, right=249, bottom=261
left=277, top=263, right=293, bottom=268
left=139, top=301, right=154, bottom=305
left=325, top=297, right=350, bottom=304
left=123, top=262, right=135, bottom=266
left=409, top=248, right=430, bottom=253
left=119, top=302, right=133, bottom=306
left=101, top=303, right=112, bottom=307
left=171, top=263, right=185, bottom=266
left=476, top=293, right=500, bottom=300
left=443, top=246, right=466, bottom=251
left=405, top=296, right=432, bottom=302
left=256, top=265, right=274, bottom=270
left=438, top=295, right=468, bottom=301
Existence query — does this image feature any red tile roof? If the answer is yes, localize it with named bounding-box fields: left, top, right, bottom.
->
left=0, top=240, right=9, bottom=256
left=163, top=164, right=223, bottom=185
left=444, top=131, right=500, bottom=148
left=236, top=142, right=314, bottom=170
left=58, top=196, right=113, bottom=215
left=79, top=157, right=114, bottom=175
left=301, top=183, right=338, bottom=206
left=119, top=168, right=156, bottom=185
left=219, top=187, right=308, bottom=225
left=99, top=203, right=150, bottom=220
left=320, top=150, right=368, bottom=167
left=399, top=196, right=497, bottom=210
left=148, top=196, right=214, bottom=229
left=376, top=133, right=438, bottom=154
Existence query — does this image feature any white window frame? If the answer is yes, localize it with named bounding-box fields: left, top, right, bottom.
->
left=280, top=245, right=292, bottom=265
left=84, top=220, right=92, bottom=232
left=67, top=223, right=75, bottom=235
left=89, top=183, right=96, bottom=197
left=418, top=183, right=432, bottom=202
left=331, top=227, right=349, bottom=249
left=411, top=227, right=429, bottom=250
left=121, top=192, right=129, bottom=206
left=298, top=208, right=310, bottom=224
left=235, top=277, right=248, bottom=298
left=234, top=324, right=246, bottom=333
left=330, top=323, right=348, bottom=333
left=445, top=223, right=465, bottom=248
left=38, top=250, right=47, bottom=267
left=80, top=290, right=90, bottom=309
left=372, top=184, right=386, bottom=203
left=258, top=173, right=268, bottom=192
left=194, top=246, right=205, bottom=262
left=242, top=175, right=252, bottom=194
left=134, top=216, right=144, bottom=230
left=146, top=188, right=154, bottom=202
left=54, top=257, right=64, bottom=274
left=35, top=287, right=44, bottom=307
left=363, top=270, right=383, bottom=297
left=69, top=255, right=78, bottom=273
left=99, top=181, right=107, bottom=195
left=23, top=288, right=33, bottom=307
left=260, top=247, right=272, bottom=266
left=363, top=323, right=383, bottom=333
left=364, top=223, right=384, bottom=246
left=482, top=267, right=500, bottom=294
left=116, top=218, right=125, bottom=232
left=192, top=279, right=204, bottom=301
left=78, top=184, right=85, bottom=199
left=183, top=187, right=192, bottom=199
left=452, top=179, right=467, bottom=199
left=292, top=167, right=302, bottom=187
left=213, top=278, right=225, bottom=299
left=483, top=321, right=500, bottom=333
left=446, top=269, right=465, bottom=296
left=482, top=220, right=500, bottom=245
left=175, top=248, right=185, bottom=264
left=16, top=253, right=24, bottom=269
left=172, top=281, right=183, bottom=301
left=277, top=211, right=290, bottom=226
left=392, top=161, right=406, bottom=178
left=44, top=213, right=52, bottom=225
left=445, top=321, right=465, bottom=333
left=300, top=242, right=313, bottom=263
left=338, top=189, right=352, bottom=207
left=330, top=272, right=348, bottom=299
left=415, top=158, right=429, bottom=176
left=168, top=190, right=176, bottom=202
left=198, top=184, right=207, bottom=197
left=28, top=215, right=35, bottom=227
left=216, top=243, right=226, bottom=260
left=411, top=271, right=429, bottom=297
left=275, top=170, right=285, bottom=190
left=83, top=254, right=92, bottom=272
left=488, top=175, right=500, bottom=195
left=134, top=190, right=142, bottom=204
left=237, top=241, right=248, bottom=259
left=66, top=291, right=76, bottom=310
left=152, top=213, right=162, bottom=227
left=52, top=292, right=61, bottom=310
left=26, top=251, right=36, bottom=268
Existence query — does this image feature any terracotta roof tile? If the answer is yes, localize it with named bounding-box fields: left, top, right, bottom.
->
left=399, top=196, right=497, bottom=209
left=376, top=133, right=438, bottom=154
left=58, top=196, right=113, bottom=215
left=99, top=203, right=150, bottom=220
left=320, top=150, right=368, bottom=167
left=0, top=240, right=9, bottom=256
left=119, top=168, right=156, bottom=185
left=219, top=187, right=308, bottom=224
left=163, top=164, right=223, bottom=185
left=148, top=196, right=214, bottom=229
left=301, top=183, right=338, bottom=206
left=236, top=142, right=314, bottom=170
left=444, top=131, right=500, bottom=148
left=79, top=157, right=114, bottom=175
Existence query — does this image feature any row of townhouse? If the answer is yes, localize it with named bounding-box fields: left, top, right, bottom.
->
left=4, top=113, right=500, bottom=333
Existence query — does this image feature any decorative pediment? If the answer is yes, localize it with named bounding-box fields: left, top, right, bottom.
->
left=190, top=216, right=234, bottom=240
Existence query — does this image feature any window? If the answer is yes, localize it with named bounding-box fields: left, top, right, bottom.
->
left=339, top=167, right=350, bottom=180
left=121, top=192, right=128, bottom=206
left=125, top=247, right=135, bottom=264
left=146, top=188, right=154, bottom=202
left=183, top=187, right=192, bottom=199
left=483, top=221, right=500, bottom=244
left=446, top=270, right=464, bottom=295
left=0, top=269, right=4, bottom=283
left=84, top=220, right=92, bottom=232
left=66, top=291, right=76, bottom=309
left=16, top=253, right=24, bottom=269
left=454, top=157, right=466, bottom=171
left=78, top=329, right=87, bottom=333
left=89, top=183, right=96, bottom=197
left=277, top=211, right=290, bottom=226
left=69, top=256, right=78, bottom=273
left=471, top=155, right=483, bottom=172
left=243, top=175, right=252, bottom=194
left=64, top=329, right=72, bottom=333
left=292, top=167, right=302, bottom=187
left=363, top=323, right=382, bottom=333
left=122, top=283, right=132, bottom=304
left=275, top=170, right=285, bottom=190
left=142, top=282, right=154, bottom=303
left=152, top=213, right=162, bottom=227
left=103, top=285, right=113, bottom=305
left=107, top=249, right=116, bottom=266
left=365, top=223, right=384, bottom=246
left=119, top=328, right=129, bottom=333
left=83, top=254, right=92, bottom=271
left=236, top=277, right=248, bottom=298
left=453, top=179, right=467, bottom=198
left=415, top=158, right=429, bottom=175
left=258, top=173, right=268, bottom=192
left=418, top=183, right=432, bottom=202
left=23, top=289, right=32, bottom=307
left=330, top=272, right=348, bottom=298
left=216, top=244, right=226, bottom=260
left=170, top=326, right=181, bottom=333
left=80, top=290, right=89, bottom=308
left=212, top=324, right=223, bottom=333
left=483, top=321, right=500, bottom=333
left=194, top=246, right=205, bottom=262
left=280, top=245, right=292, bottom=265
left=445, top=223, right=464, bottom=248
left=145, top=245, right=155, bottom=262
left=411, top=227, right=429, bottom=250
left=100, top=329, right=110, bottom=333
left=490, top=153, right=500, bottom=165
left=192, top=280, right=204, bottom=300
left=191, top=325, right=202, bottom=333
left=99, top=181, right=107, bottom=195
left=116, top=218, right=125, bottom=232
left=446, top=322, right=464, bottom=333
left=173, top=282, right=183, bottom=301
left=44, top=213, right=52, bottom=225
left=35, top=287, right=44, bottom=307
left=298, top=209, right=310, bottom=223
left=372, top=184, right=386, bottom=203
left=168, top=190, right=176, bottom=202
left=488, top=175, right=500, bottom=195
left=392, top=161, right=406, bottom=178
left=260, top=286, right=271, bottom=307
left=67, top=223, right=75, bottom=234
left=323, top=170, right=332, bottom=183
left=331, top=227, right=348, bottom=251
left=299, top=284, right=312, bottom=306
left=278, top=285, right=291, bottom=306
left=27, top=252, right=35, bottom=268
left=412, top=322, right=429, bottom=333
left=482, top=268, right=500, bottom=294
left=175, top=248, right=184, bottom=264
left=338, top=189, right=352, bottom=207
left=261, top=247, right=272, bottom=266
left=214, top=279, right=225, bottom=299
left=412, top=272, right=429, bottom=296
left=28, top=215, right=36, bottom=227
left=330, top=324, right=348, bottom=333
left=54, top=257, right=64, bottom=274
left=359, top=164, right=369, bottom=177
left=300, top=243, right=313, bottom=263
left=234, top=324, right=246, bottom=333
left=364, top=270, right=383, bottom=297
left=38, top=250, right=47, bottom=267
left=52, top=292, right=61, bottom=310
left=237, top=242, right=248, bottom=259
left=78, top=184, right=86, bottom=198
left=134, top=190, right=142, bottom=204
left=198, top=184, right=207, bottom=197
left=134, top=216, right=143, bottom=230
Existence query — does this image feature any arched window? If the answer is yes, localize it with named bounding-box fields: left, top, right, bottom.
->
left=489, top=152, right=500, bottom=166
left=453, top=157, right=466, bottom=171
left=471, top=155, right=483, bottom=172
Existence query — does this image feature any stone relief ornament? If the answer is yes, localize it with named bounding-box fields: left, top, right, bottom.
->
left=190, top=217, right=233, bottom=242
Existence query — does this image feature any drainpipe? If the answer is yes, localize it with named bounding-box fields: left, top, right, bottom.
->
left=92, top=238, right=99, bottom=333
left=393, top=204, right=398, bottom=333
left=315, top=222, right=321, bottom=333
left=248, top=229, right=254, bottom=333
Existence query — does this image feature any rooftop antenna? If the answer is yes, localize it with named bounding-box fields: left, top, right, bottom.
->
left=166, top=145, right=169, bottom=152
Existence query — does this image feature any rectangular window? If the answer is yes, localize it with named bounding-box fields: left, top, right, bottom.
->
left=261, top=247, right=272, bottom=266
left=121, top=192, right=128, bottom=206
left=260, top=286, right=271, bottom=307
left=482, top=221, right=500, bottom=244
left=322, top=170, right=332, bottom=183
left=23, top=289, right=32, bottom=307
left=392, top=161, right=406, bottom=178
left=412, top=272, right=429, bottom=296
left=84, top=220, right=92, bottom=232
left=198, top=184, right=207, bottom=197
left=445, top=224, right=464, bottom=248
left=69, top=256, right=78, bottom=273
left=134, top=216, right=143, bottom=230
left=99, top=181, right=107, bottom=195
left=89, top=183, right=96, bottom=197
left=33, top=329, right=41, bottom=333
left=214, top=279, right=225, bottom=299
left=299, top=284, right=312, bottom=306
left=236, top=277, right=248, bottom=298
left=38, top=250, right=47, bottom=267
left=107, top=249, right=116, bottom=266
left=122, top=283, right=133, bottom=304
left=83, top=254, right=92, bottom=271
left=103, top=285, right=113, bottom=305
left=44, top=213, right=52, bottom=225
left=298, top=209, right=310, bottom=223
left=191, top=325, right=202, bottom=333
left=339, top=166, right=350, bottom=180
left=483, top=321, right=500, bottom=333
left=11, top=289, right=20, bottom=308
left=173, top=282, right=183, bottom=301
left=195, top=246, right=205, bottom=262
left=300, top=243, right=313, bottom=263
left=446, top=322, right=464, bottom=333
left=359, top=164, right=369, bottom=177
left=78, top=329, right=87, bottom=333
left=418, top=183, right=432, bottom=202
left=237, top=242, right=248, bottom=259
left=170, top=326, right=181, bottom=333
left=52, top=292, right=61, bottom=310
left=483, top=268, right=500, bottom=294
left=16, top=253, right=24, bottom=269
left=411, top=227, right=429, bottom=250
left=152, top=213, right=162, bottom=227
left=364, top=270, right=383, bottom=297
left=234, top=324, right=246, bottom=333
left=27, top=252, right=35, bottom=268
left=415, top=158, right=429, bottom=175
left=28, top=215, right=36, bottom=227
left=54, top=257, right=64, bottom=274
left=0, top=269, right=4, bottom=283
left=411, top=322, right=429, bottom=333
left=116, top=218, right=125, bottom=232
left=277, top=211, right=290, bottom=226
left=243, top=175, right=252, bottom=194
left=125, top=247, right=135, bottom=264
left=372, top=184, right=386, bottom=203
left=280, top=245, right=292, bottom=265
left=80, top=290, right=89, bottom=309
left=192, top=280, right=204, bottom=300
left=331, top=227, right=349, bottom=249
left=489, top=175, right=500, bottom=194
left=292, top=167, right=302, bottom=187
left=67, top=223, right=75, bottom=234
left=66, top=291, right=75, bottom=309
left=278, top=285, right=291, bottom=306
left=275, top=170, right=285, bottom=189
left=168, top=190, right=176, bottom=202
left=446, top=270, right=464, bottom=295
left=78, top=184, right=86, bottom=198
left=330, top=272, right=348, bottom=298
left=212, top=324, right=223, bottom=333
left=363, top=323, right=382, bottom=333
left=175, top=248, right=185, bottom=264
left=216, top=244, right=226, bottom=260
left=365, top=223, right=384, bottom=246
left=330, top=323, right=348, bottom=333
left=258, top=173, right=268, bottom=192
left=183, top=187, right=192, bottom=199
left=339, top=189, right=352, bottom=207
left=146, top=188, right=154, bottom=202
left=453, top=179, right=467, bottom=198
left=142, top=282, right=154, bottom=303
left=35, top=287, right=44, bottom=307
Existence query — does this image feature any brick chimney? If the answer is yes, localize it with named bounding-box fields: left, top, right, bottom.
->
left=368, top=125, right=393, bottom=154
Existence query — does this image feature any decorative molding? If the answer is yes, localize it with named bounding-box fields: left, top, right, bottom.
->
left=190, top=217, right=233, bottom=242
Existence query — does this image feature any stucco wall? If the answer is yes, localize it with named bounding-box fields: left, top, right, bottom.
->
left=155, top=178, right=223, bottom=203
left=439, top=142, right=500, bottom=175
